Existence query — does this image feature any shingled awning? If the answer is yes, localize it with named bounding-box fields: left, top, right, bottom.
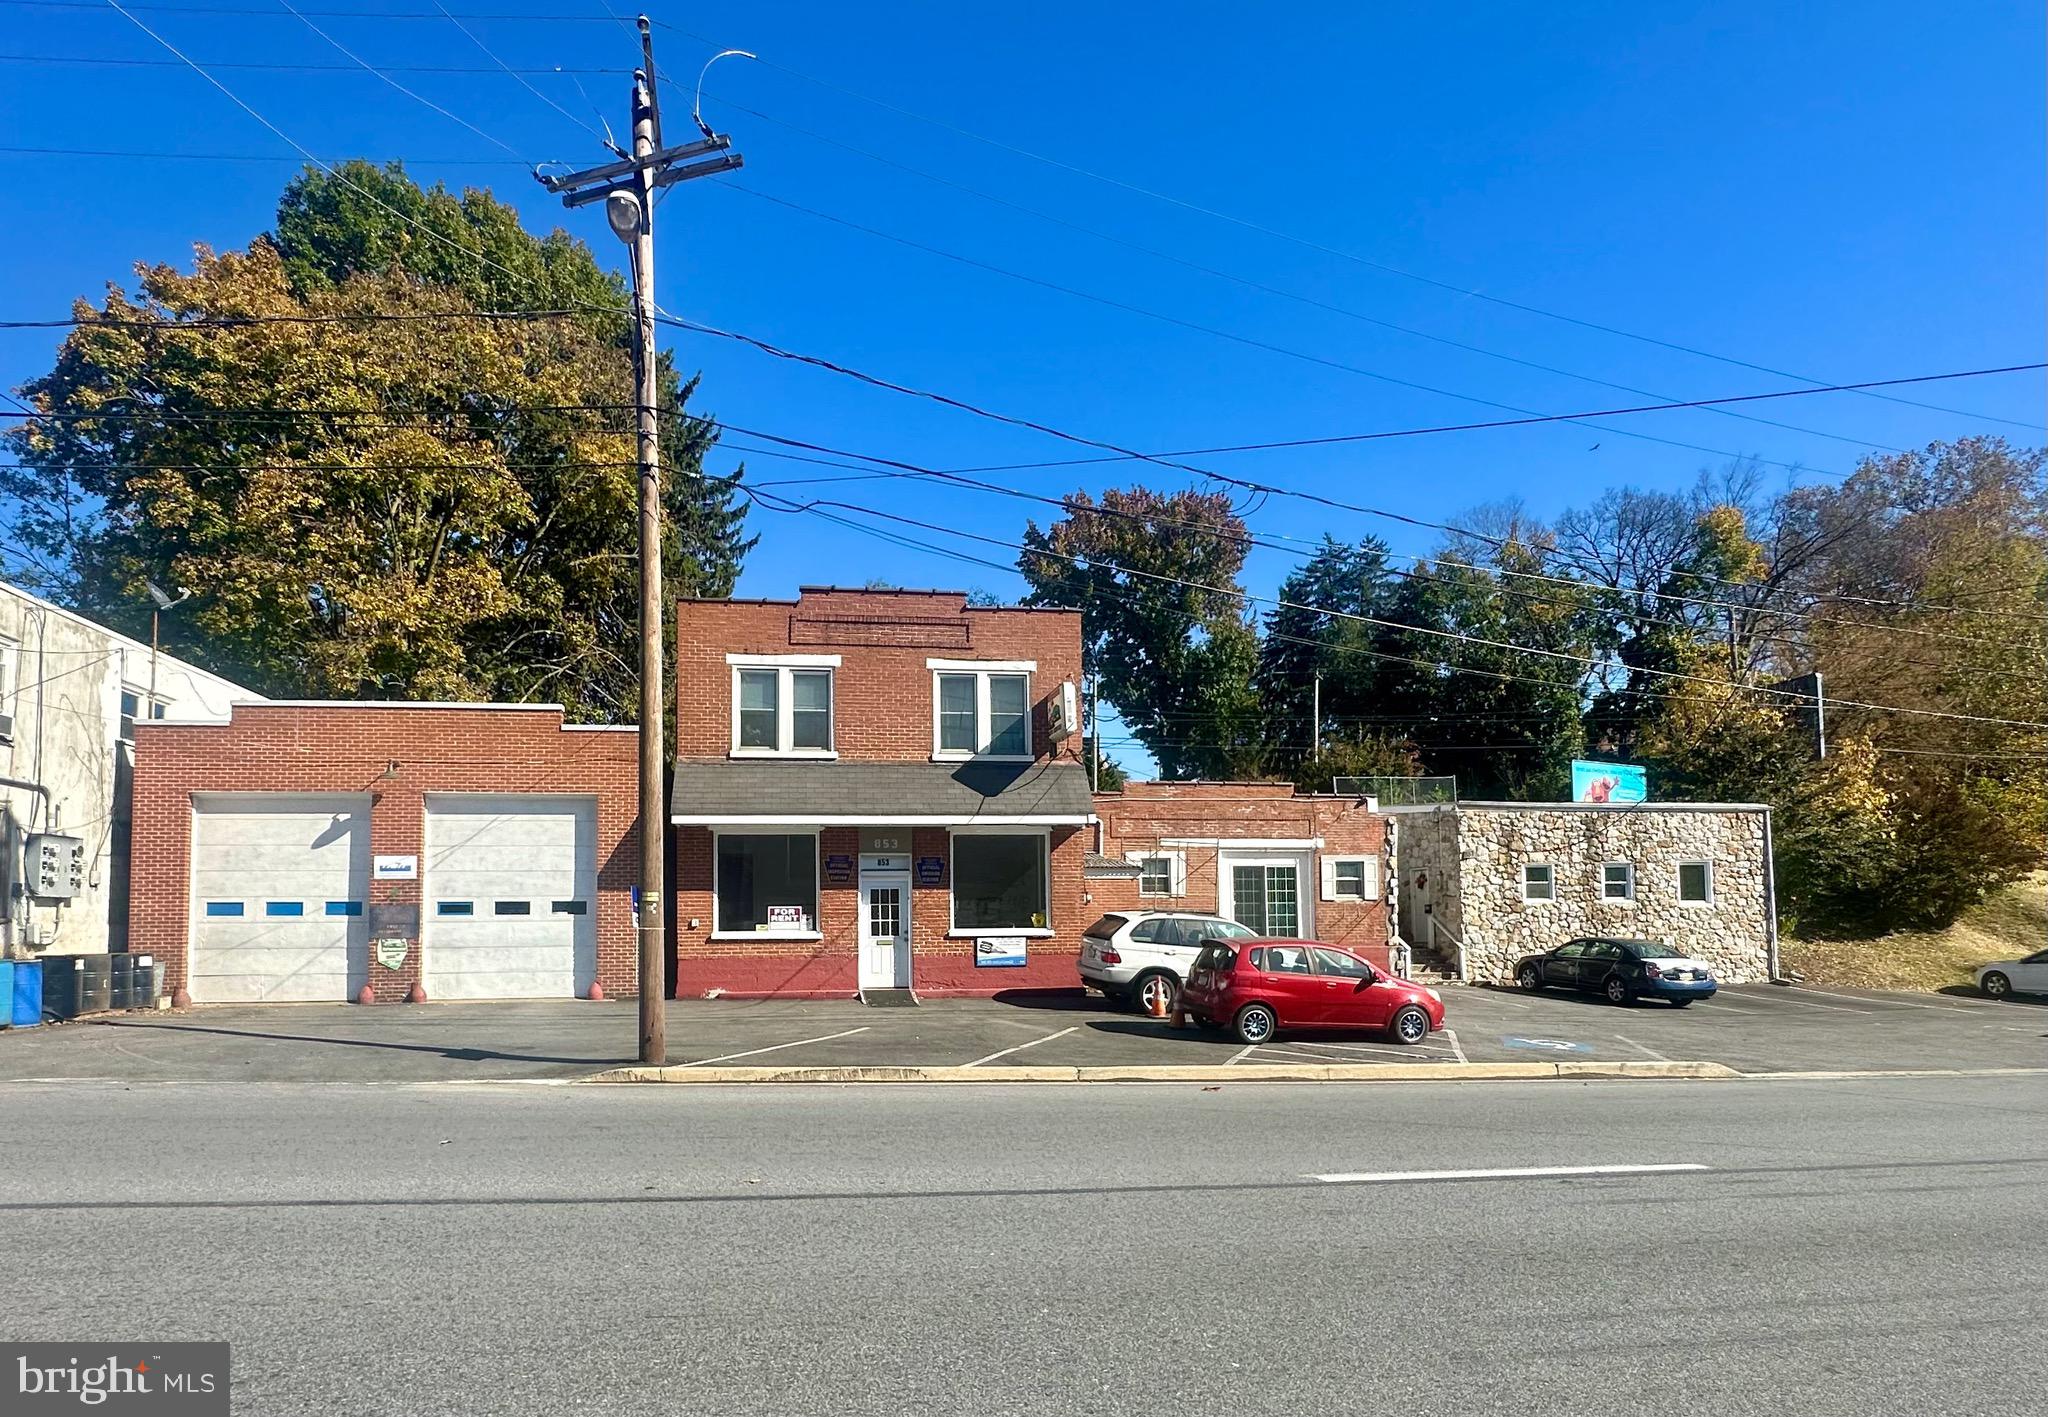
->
left=1083, top=853, right=1144, bottom=879
left=670, top=759, right=1095, bottom=826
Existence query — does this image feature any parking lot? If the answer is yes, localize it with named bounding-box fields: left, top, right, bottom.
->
left=0, top=981, right=2040, bottom=1083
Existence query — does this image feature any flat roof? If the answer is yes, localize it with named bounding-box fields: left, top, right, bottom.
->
left=1380, top=800, right=1768, bottom=813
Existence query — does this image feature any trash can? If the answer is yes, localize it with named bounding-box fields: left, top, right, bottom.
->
left=9, top=960, right=43, bottom=1028
left=110, top=953, right=136, bottom=1010
left=41, top=956, right=86, bottom=1021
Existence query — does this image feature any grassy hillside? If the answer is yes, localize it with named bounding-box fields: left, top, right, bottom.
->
left=1781, top=872, right=2048, bottom=993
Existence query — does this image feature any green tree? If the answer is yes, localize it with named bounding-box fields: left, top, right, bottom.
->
left=1019, top=488, right=1267, bottom=779
left=1288, top=729, right=1423, bottom=795
left=1, top=162, right=753, bottom=717
left=1256, top=535, right=1398, bottom=769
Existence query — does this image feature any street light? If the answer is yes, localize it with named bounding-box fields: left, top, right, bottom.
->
left=144, top=580, right=191, bottom=716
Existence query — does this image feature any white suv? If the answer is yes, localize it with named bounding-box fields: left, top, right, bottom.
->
left=1079, top=911, right=1260, bottom=1014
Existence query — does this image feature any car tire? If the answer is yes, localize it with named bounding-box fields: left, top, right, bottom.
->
left=1980, top=971, right=2012, bottom=1001
left=1134, top=971, right=1180, bottom=1017
left=1604, top=975, right=1633, bottom=1006
left=1516, top=963, right=1544, bottom=992
left=1388, top=1005, right=1431, bottom=1046
left=1234, top=1002, right=1277, bottom=1045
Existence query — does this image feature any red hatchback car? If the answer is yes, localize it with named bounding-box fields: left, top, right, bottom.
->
left=1180, top=939, right=1446, bottom=1046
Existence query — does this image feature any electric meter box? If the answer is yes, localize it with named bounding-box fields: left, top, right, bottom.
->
left=24, top=832, right=86, bottom=900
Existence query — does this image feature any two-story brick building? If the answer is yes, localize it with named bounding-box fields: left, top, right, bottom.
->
left=669, top=588, right=1095, bottom=999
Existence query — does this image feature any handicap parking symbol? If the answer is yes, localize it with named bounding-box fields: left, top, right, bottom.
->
left=1502, top=1036, right=1592, bottom=1054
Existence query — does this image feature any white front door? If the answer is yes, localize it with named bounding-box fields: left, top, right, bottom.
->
left=859, top=872, right=911, bottom=989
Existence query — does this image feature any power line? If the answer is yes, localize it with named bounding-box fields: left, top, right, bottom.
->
left=733, top=482, right=2048, bottom=731
left=643, top=17, right=2042, bottom=434
left=0, top=144, right=526, bottom=166
left=0, top=51, right=622, bottom=75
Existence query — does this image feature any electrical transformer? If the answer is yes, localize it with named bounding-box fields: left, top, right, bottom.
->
left=24, top=832, right=86, bottom=900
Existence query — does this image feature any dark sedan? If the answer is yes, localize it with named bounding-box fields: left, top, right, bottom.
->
left=1514, top=937, right=1717, bottom=1006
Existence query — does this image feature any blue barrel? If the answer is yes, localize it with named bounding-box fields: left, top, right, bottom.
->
left=9, top=960, right=42, bottom=1027
left=0, top=961, right=12, bottom=1027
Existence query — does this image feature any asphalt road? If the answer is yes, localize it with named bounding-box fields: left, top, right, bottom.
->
left=2, top=1074, right=2042, bottom=1415
left=3, top=982, right=2040, bottom=1081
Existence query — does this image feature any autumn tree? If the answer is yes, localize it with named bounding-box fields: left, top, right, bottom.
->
left=0, top=161, right=753, bottom=717
left=1019, top=488, right=1267, bottom=779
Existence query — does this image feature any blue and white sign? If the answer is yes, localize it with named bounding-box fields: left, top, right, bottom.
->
left=1571, top=760, right=1648, bottom=805
left=974, top=937, right=1027, bottom=968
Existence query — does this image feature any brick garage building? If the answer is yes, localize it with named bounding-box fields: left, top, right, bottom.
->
left=131, top=703, right=639, bottom=1003
left=1089, top=782, right=1396, bottom=968
left=669, top=588, right=1093, bottom=999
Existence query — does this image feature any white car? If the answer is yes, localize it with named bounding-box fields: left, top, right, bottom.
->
left=1976, top=949, right=2048, bottom=1000
left=1079, top=911, right=1259, bottom=1014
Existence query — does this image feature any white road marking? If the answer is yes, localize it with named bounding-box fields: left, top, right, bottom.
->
left=1310, top=1162, right=1710, bottom=1185
left=679, top=1027, right=871, bottom=1067
left=1782, top=986, right=1999, bottom=1014
left=1476, top=994, right=1534, bottom=1010
left=1286, top=1039, right=1456, bottom=1061
left=1613, top=1034, right=1672, bottom=1062
left=1734, top=990, right=1873, bottom=1014
left=963, top=1026, right=1078, bottom=1067
left=1225, top=1044, right=1260, bottom=1065
left=1690, top=999, right=1766, bottom=1015
left=1443, top=1028, right=1469, bottom=1064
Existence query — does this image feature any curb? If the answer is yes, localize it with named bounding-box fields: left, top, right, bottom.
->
left=582, top=1060, right=1743, bottom=1085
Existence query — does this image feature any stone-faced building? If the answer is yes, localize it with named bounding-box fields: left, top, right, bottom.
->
left=1389, top=801, right=1776, bottom=984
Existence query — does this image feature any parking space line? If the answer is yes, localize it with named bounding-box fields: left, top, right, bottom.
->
left=679, top=1027, right=871, bottom=1067
left=1443, top=1028, right=1469, bottom=1064
left=1287, top=1039, right=1458, bottom=1062
left=1727, top=991, right=1873, bottom=1015
left=1469, top=993, right=1534, bottom=1010
left=1310, top=1163, right=1710, bottom=1185
left=1690, top=999, right=1766, bottom=1015
left=1225, top=1044, right=1259, bottom=1065
left=1612, top=1034, right=1671, bottom=1062
left=963, top=1026, right=1078, bottom=1067
left=1781, top=986, right=1998, bottom=1014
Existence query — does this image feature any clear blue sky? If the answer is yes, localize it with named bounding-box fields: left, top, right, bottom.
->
left=3, top=1, right=2043, bottom=762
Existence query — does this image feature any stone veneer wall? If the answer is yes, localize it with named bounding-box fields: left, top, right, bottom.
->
left=1453, top=806, right=1772, bottom=985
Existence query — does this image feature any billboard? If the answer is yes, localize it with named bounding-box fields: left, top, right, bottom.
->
left=1571, top=760, right=1648, bottom=805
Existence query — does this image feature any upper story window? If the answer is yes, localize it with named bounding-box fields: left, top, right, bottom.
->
left=727, top=654, right=837, bottom=757
left=117, top=687, right=166, bottom=743
left=929, top=659, right=1034, bottom=761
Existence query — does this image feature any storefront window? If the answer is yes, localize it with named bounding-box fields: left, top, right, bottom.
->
left=716, top=834, right=818, bottom=933
left=951, top=833, right=1047, bottom=930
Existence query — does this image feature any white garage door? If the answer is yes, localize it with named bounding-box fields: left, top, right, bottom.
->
left=189, top=794, right=371, bottom=1003
left=423, top=794, right=598, bottom=1000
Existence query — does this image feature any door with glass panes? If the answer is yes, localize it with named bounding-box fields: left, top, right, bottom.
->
left=859, top=872, right=912, bottom=989
left=1221, top=855, right=1310, bottom=938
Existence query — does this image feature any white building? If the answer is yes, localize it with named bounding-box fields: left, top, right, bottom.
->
left=1, top=580, right=260, bottom=957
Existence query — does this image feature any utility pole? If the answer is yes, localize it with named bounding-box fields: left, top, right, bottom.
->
left=1089, top=673, right=1101, bottom=791
left=1311, top=671, right=1321, bottom=752
left=540, top=16, right=744, bottom=1065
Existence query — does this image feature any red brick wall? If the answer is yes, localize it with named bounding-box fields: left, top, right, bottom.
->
left=673, top=825, right=1086, bottom=998
left=674, top=589, right=1086, bottom=765
left=130, top=705, right=640, bottom=1001
left=1093, top=783, right=1394, bottom=965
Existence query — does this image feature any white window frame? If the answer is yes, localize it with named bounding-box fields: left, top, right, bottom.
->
left=1127, top=849, right=1186, bottom=899
left=709, top=827, right=824, bottom=940
left=927, top=660, right=1035, bottom=762
left=947, top=825, right=1054, bottom=937
left=1677, top=859, right=1715, bottom=907
left=1522, top=862, right=1555, bottom=903
left=726, top=654, right=839, bottom=759
left=1321, top=854, right=1380, bottom=902
left=1601, top=861, right=1636, bottom=903
left=1217, top=851, right=1315, bottom=939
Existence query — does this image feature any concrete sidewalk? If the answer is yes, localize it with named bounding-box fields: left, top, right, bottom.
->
left=0, top=982, right=2040, bottom=1084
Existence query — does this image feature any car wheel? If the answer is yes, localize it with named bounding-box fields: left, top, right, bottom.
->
left=1234, top=1003, right=1277, bottom=1045
left=1389, top=1005, right=1430, bottom=1046
left=1981, top=971, right=2012, bottom=1001
left=1604, top=975, right=1633, bottom=1006
left=1135, top=971, right=1180, bottom=1017
left=1669, top=998, right=1693, bottom=1008
left=1516, top=963, right=1544, bottom=992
